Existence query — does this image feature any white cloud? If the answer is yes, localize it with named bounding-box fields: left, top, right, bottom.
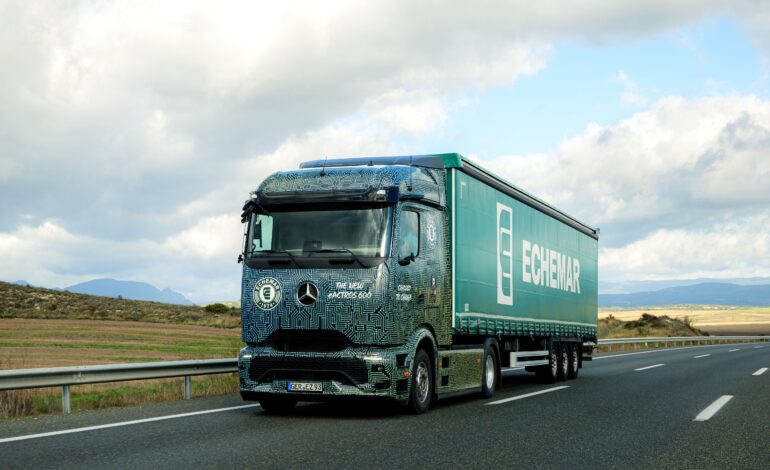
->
left=613, top=70, right=649, bottom=107
left=600, top=216, right=770, bottom=281
left=484, top=94, right=770, bottom=280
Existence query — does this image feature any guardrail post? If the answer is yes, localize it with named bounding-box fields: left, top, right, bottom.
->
left=62, top=384, right=71, bottom=414
left=184, top=375, right=191, bottom=400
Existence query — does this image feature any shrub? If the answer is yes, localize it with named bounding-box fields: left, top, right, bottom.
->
left=204, top=303, right=230, bottom=314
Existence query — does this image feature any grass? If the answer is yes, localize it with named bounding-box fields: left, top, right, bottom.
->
left=599, top=305, right=770, bottom=335
left=0, top=280, right=240, bottom=328
left=0, top=318, right=242, bottom=420
left=598, top=313, right=705, bottom=339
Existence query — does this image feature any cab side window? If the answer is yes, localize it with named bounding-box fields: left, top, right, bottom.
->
left=398, top=210, right=420, bottom=261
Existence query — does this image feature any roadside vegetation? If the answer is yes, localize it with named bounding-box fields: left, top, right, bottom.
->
left=0, top=281, right=243, bottom=419
left=0, top=281, right=239, bottom=328
left=599, top=313, right=706, bottom=338
left=599, top=305, right=770, bottom=335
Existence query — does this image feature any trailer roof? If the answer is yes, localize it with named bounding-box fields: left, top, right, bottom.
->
left=300, top=153, right=599, bottom=239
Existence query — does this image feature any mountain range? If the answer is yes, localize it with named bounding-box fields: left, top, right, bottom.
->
left=599, top=282, right=770, bottom=307
left=65, top=279, right=194, bottom=305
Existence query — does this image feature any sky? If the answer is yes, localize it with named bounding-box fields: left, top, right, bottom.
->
left=1, top=1, right=769, bottom=303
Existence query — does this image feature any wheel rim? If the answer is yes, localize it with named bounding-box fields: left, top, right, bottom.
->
left=415, top=361, right=430, bottom=403
left=485, top=354, right=495, bottom=389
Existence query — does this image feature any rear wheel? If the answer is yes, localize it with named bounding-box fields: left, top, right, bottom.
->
left=557, top=343, right=568, bottom=381
left=537, top=345, right=558, bottom=384
left=567, top=343, right=580, bottom=380
left=259, top=396, right=297, bottom=414
left=408, top=349, right=433, bottom=414
left=481, top=340, right=499, bottom=398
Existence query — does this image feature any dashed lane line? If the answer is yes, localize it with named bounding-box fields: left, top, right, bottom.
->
left=728, top=349, right=740, bottom=352
left=753, top=368, right=768, bottom=376
left=486, top=386, right=569, bottom=405
left=634, top=363, right=665, bottom=371
left=0, top=404, right=261, bottom=444
left=693, top=354, right=711, bottom=358
left=694, top=395, right=733, bottom=422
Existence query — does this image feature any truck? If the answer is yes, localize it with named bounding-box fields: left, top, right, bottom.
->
left=237, top=153, right=598, bottom=413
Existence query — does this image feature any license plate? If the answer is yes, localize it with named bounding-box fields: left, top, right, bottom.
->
left=287, top=381, right=323, bottom=393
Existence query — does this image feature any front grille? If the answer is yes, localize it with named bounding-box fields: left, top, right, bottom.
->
left=249, top=356, right=369, bottom=385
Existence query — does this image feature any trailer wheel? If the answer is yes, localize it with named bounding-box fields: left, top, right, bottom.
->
left=259, top=396, right=297, bottom=414
left=537, top=346, right=559, bottom=384
left=557, top=343, right=569, bottom=381
left=408, top=349, right=433, bottom=414
left=567, top=343, right=579, bottom=380
left=481, top=339, right=499, bottom=398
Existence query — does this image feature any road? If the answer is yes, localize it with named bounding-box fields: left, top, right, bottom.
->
left=1, top=343, right=767, bottom=469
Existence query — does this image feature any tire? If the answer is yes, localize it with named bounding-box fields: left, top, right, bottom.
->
left=567, top=343, right=580, bottom=380
left=537, top=345, right=558, bottom=384
left=408, top=349, right=433, bottom=414
left=259, top=396, right=297, bottom=413
left=557, top=343, right=568, bottom=382
left=481, top=339, right=499, bottom=398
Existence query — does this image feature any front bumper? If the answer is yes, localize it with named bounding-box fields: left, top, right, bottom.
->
left=238, top=344, right=412, bottom=403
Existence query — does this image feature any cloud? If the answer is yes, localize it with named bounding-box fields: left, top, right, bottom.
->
left=485, top=94, right=770, bottom=280
left=600, top=215, right=770, bottom=281
left=613, top=70, right=649, bottom=107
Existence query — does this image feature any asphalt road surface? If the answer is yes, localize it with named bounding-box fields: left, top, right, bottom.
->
left=1, top=343, right=767, bottom=469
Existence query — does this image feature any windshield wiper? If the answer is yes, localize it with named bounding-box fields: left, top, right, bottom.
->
left=250, top=249, right=304, bottom=268
left=306, top=249, right=367, bottom=268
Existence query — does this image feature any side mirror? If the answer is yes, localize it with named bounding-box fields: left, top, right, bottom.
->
left=237, top=254, right=244, bottom=264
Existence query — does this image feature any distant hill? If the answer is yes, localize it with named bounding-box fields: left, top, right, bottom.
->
left=599, top=282, right=770, bottom=307
left=599, top=276, right=770, bottom=295
left=0, top=280, right=238, bottom=328
left=65, top=279, right=193, bottom=305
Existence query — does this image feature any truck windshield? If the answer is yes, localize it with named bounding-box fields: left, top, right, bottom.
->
left=247, top=207, right=392, bottom=258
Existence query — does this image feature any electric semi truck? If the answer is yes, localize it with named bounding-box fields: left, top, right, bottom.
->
left=237, top=153, right=598, bottom=413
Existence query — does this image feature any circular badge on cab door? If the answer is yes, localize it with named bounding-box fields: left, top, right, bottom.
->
left=253, top=277, right=282, bottom=310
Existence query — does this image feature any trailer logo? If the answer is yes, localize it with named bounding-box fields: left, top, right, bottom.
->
left=496, top=202, right=513, bottom=305
left=253, top=277, right=282, bottom=310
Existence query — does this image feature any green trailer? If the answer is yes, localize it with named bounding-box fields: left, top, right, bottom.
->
left=238, top=153, right=598, bottom=413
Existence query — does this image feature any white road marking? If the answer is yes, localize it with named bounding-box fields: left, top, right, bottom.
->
left=728, top=349, right=740, bottom=352
left=755, top=346, right=765, bottom=349
left=753, top=368, right=768, bottom=376
left=634, top=363, right=665, bottom=371
left=486, top=386, right=569, bottom=405
left=693, top=354, right=711, bottom=358
left=0, top=404, right=260, bottom=444
left=694, top=395, right=733, bottom=422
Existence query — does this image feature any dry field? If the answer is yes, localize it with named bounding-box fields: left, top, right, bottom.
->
left=599, top=305, right=770, bottom=335
left=0, top=319, right=242, bottom=419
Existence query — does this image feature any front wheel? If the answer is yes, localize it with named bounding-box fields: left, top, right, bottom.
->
left=408, top=349, right=433, bottom=414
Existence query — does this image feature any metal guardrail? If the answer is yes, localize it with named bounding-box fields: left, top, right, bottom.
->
left=597, top=336, right=769, bottom=351
left=0, top=359, right=237, bottom=414
left=0, top=336, right=767, bottom=414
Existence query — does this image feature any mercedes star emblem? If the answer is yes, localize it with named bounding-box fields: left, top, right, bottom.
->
left=296, top=282, right=319, bottom=306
